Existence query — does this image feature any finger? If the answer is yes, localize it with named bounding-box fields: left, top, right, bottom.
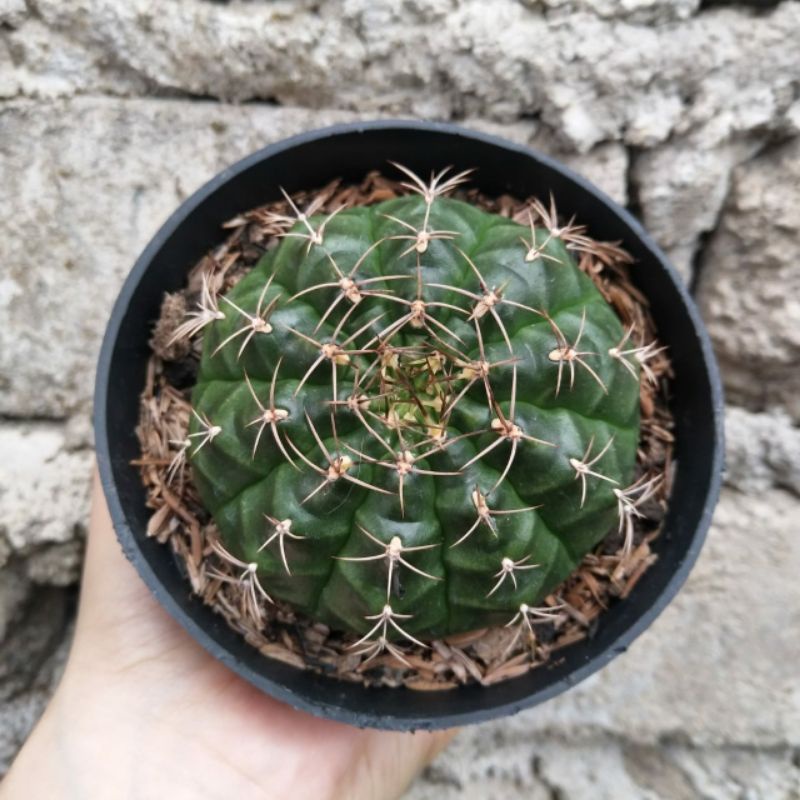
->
left=81, top=467, right=155, bottom=611
left=68, top=467, right=197, bottom=672
left=340, top=729, right=458, bottom=800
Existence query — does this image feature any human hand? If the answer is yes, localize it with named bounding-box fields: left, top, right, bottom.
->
left=2, top=471, right=455, bottom=800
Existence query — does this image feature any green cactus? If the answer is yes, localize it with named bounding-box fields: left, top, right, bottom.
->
left=185, top=170, right=645, bottom=657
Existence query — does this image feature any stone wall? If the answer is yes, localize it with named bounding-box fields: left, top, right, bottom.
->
left=1, top=1, right=799, bottom=796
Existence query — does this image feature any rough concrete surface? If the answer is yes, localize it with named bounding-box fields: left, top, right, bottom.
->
left=697, top=136, right=800, bottom=421
left=0, top=0, right=799, bottom=796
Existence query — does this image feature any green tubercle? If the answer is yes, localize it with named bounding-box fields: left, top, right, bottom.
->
left=187, top=182, right=641, bottom=651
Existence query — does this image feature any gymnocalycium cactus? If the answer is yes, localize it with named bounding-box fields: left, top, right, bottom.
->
left=178, top=166, right=662, bottom=662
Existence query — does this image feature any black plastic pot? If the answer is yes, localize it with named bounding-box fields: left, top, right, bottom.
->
left=95, top=120, right=724, bottom=731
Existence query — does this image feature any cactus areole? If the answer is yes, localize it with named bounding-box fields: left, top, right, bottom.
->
left=187, top=173, right=642, bottom=649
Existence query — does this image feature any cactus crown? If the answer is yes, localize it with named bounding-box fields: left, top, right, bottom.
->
left=182, top=166, right=650, bottom=663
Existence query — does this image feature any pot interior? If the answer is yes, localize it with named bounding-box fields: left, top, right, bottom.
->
left=95, top=121, right=723, bottom=730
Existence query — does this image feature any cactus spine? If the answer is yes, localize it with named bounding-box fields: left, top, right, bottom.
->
left=177, top=167, right=658, bottom=663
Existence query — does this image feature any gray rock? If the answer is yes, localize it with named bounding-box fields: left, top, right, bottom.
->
left=0, top=18, right=142, bottom=101
left=0, top=425, right=91, bottom=561
left=0, top=2, right=797, bottom=152
left=0, top=564, right=29, bottom=642
left=554, top=141, right=629, bottom=207
left=697, top=138, right=800, bottom=421
left=0, top=532, right=10, bottom=571
left=409, top=739, right=800, bottom=799
left=0, top=587, right=70, bottom=702
left=0, top=0, right=27, bottom=28
left=632, top=138, right=760, bottom=281
left=523, top=0, right=701, bottom=24
left=0, top=590, right=72, bottom=774
left=725, top=406, right=800, bottom=496
left=662, top=744, right=800, bottom=800
left=0, top=695, right=53, bottom=778
left=63, top=413, right=95, bottom=451
left=24, top=541, right=85, bottom=587
left=467, top=118, right=630, bottom=204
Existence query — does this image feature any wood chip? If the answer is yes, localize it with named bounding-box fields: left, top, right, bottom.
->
left=258, top=642, right=307, bottom=669
left=407, top=679, right=459, bottom=691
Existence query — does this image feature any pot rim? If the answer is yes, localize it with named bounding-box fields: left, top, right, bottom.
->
left=94, top=119, right=724, bottom=730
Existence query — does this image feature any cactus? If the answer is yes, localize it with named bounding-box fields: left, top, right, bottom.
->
left=181, top=168, right=656, bottom=660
